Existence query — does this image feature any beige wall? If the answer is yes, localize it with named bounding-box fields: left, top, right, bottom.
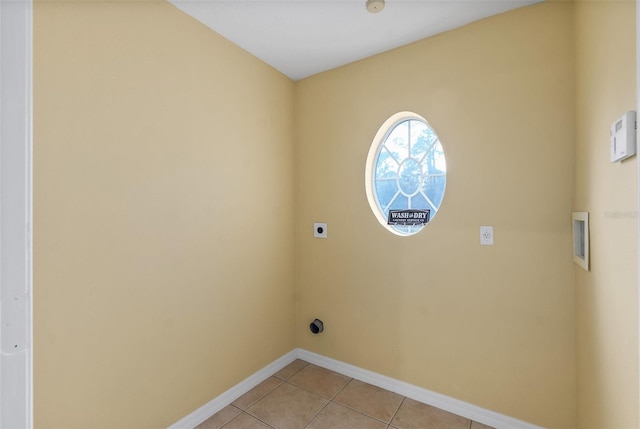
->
left=33, top=1, right=640, bottom=428
left=575, top=1, right=639, bottom=428
left=33, top=1, right=296, bottom=427
left=295, top=3, right=576, bottom=428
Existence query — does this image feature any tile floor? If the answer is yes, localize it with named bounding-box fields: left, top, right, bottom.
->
left=196, top=359, right=495, bottom=429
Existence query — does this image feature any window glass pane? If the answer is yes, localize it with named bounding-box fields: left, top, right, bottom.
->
left=384, top=120, right=409, bottom=162
left=409, top=120, right=428, bottom=158
left=388, top=194, right=408, bottom=211
left=422, top=176, right=445, bottom=208
left=398, top=158, right=422, bottom=196
left=375, top=148, right=398, bottom=179
left=375, top=180, right=397, bottom=209
left=410, top=193, right=429, bottom=210
left=433, top=142, right=446, bottom=172
left=420, top=141, right=446, bottom=174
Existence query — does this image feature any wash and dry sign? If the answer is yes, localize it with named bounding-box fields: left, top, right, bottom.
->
left=387, top=209, right=431, bottom=226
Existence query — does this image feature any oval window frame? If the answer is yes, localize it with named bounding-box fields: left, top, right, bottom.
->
left=365, top=111, right=447, bottom=236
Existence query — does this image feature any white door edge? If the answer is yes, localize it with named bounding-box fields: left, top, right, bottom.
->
left=0, top=0, right=34, bottom=427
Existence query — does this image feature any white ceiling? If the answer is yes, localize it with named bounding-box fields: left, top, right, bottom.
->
left=169, top=0, right=541, bottom=81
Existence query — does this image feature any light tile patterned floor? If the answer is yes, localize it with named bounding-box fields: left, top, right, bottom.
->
left=196, top=359, right=495, bottom=429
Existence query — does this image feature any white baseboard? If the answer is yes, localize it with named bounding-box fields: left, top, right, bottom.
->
left=167, top=350, right=298, bottom=429
left=168, top=348, right=544, bottom=429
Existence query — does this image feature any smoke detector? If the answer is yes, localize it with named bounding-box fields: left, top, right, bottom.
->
left=366, top=0, right=385, bottom=13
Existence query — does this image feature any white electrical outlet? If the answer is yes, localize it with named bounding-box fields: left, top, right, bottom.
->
left=314, top=223, right=327, bottom=238
left=480, top=226, right=494, bottom=245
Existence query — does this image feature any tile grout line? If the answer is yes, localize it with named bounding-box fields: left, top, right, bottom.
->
left=329, top=376, right=406, bottom=428
left=220, top=409, right=276, bottom=429
left=288, top=361, right=404, bottom=429
left=387, top=396, right=406, bottom=429
left=251, top=359, right=312, bottom=428
left=296, top=372, right=403, bottom=429
left=300, top=394, right=330, bottom=429
left=234, top=361, right=308, bottom=429
left=240, top=377, right=284, bottom=411
left=258, top=361, right=331, bottom=429
left=296, top=366, right=353, bottom=429
left=213, top=359, right=489, bottom=429
left=191, top=356, right=503, bottom=429
left=330, top=401, right=395, bottom=427
left=215, top=405, right=242, bottom=429
left=330, top=394, right=399, bottom=427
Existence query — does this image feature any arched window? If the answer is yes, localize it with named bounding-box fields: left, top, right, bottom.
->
left=365, top=112, right=447, bottom=236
